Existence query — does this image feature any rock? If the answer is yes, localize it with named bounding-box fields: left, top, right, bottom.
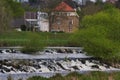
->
left=91, top=65, right=99, bottom=69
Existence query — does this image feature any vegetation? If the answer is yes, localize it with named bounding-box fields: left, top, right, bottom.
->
left=21, top=33, right=45, bottom=53
left=69, top=4, right=120, bottom=62
left=5, top=0, right=24, bottom=18
left=7, top=75, right=13, bottom=80
left=0, top=0, right=120, bottom=60
left=0, top=0, right=12, bottom=32
left=0, top=31, right=70, bottom=53
left=0, top=0, right=24, bottom=32
left=81, top=1, right=103, bottom=16
left=27, top=72, right=120, bottom=80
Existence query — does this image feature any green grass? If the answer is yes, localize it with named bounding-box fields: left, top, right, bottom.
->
left=0, top=31, right=71, bottom=47
left=27, top=72, right=120, bottom=80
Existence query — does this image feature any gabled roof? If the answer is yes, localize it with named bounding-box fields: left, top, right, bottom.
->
left=54, top=2, right=75, bottom=12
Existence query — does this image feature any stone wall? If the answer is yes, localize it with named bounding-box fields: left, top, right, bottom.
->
left=50, top=15, right=79, bottom=33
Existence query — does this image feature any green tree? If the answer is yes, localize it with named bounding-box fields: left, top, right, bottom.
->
left=21, top=32, right=46, bottom=54
left=5, top=0, right=24, bottom=18
left=0, top=0, right=12, bottom=32
left=69, top=5, right=120, bottom=61
left=81, top=2, right=103, bottom=16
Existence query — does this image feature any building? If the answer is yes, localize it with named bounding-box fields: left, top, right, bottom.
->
left=37, top=12, right=49, bottom=32
left=14, top=0, right=29, bottom=2
left=24, top=11, right=49, bottom=32
left=11, top=18, right=24, bottom=31
left=24, top=12, right=38, bottom=31
left=50, top=1, right=79, bottom=33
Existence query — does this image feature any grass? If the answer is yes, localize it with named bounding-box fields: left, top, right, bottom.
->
left=0, top=31, right=71, bottom=47
left=0, top=31, right=71, bottom=53
left=1, top=31, right=120, bottom=62
left=27, top=72, right=120, bottom=80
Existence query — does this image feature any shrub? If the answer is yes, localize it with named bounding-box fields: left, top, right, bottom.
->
left=69, top=7, right=120, bottom=61
left=21, top=33, right=46, bottom=54
left=27, top=76, right=48, bottom=80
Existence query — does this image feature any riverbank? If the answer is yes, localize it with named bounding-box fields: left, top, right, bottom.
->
left=0, top=31, right=120, bottom=63
left=27, top=72, right=120, bottom=80
left=0, top=31, right=70, bottom=47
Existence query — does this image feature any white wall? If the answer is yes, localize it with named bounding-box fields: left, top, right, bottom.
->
left=37, top=12, right=49, bottom=32
left=67, top=12, right=78, bottom=16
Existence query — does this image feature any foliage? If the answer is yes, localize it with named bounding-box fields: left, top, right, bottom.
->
left=27, top=76, right=49, bottom=80
left=0, top=31, right=70, bottom=50
left=21, top=32, right=45, bottom=54
left=79, top=2, right=114, bottom=25
left=0, top=0, right=12, bottom=32
left=0, top=0, right=24, bottom=32
left=5, top=0, right=24, bottom=18
left=115, top=0, right=120, bottom=8
left=103, top=3, right=115, bottom=10
left=82, top=2, right=103, bottom=16
left=27, top=72, right=120, bottom=80
left=29, top=0, right=37, bottom=3
left=69, top=6, right=120, bottom=61
left=45, top=0, right=62, bottom=13
left=23, top=5, right=38, bottom=12
left=7, top=75, right=13, bottom=80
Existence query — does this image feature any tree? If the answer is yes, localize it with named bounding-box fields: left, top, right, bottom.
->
left=81, top=1, right=103, bottom=16
left=0, top=0, right=24, bottom=32
left=0, top=0, right=12, bottom=32
left=69, top=5, right=120, bottom=61
left=5, top=0, right=25, bottom=18
left=21, top=33, right=46, bottom=54
left=77, top=1, right=104, bottom=28
left=115, top=0, right=120, bottom=8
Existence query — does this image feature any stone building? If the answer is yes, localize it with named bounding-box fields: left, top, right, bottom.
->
left=50, top=1, right=79, bottom=33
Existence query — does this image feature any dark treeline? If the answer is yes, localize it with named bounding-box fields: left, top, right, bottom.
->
left=0, top=0, right=24, bottom=32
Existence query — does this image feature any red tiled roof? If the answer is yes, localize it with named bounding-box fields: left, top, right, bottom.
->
left=54, top=2, right=75, bottom=12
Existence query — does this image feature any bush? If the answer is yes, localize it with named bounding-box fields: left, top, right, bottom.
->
left=21, top=33, right=45, bottom=54
left=27, top=72, right=120, bottom=80
left=27, top=76, right=48, bottom=80
left=69, top=6, right=120, bottom=61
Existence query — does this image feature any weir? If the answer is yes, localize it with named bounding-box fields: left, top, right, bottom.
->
left=0, top=47, right=119, bottom=80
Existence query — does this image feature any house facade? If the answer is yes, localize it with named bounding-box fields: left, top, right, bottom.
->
left=24, top=11, right=49, bottom=32
left=24, top=12, right=38, bottom=31
left=50, top=2, right=79, bottom=33
left=37, top=12, right=49, bottom=32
